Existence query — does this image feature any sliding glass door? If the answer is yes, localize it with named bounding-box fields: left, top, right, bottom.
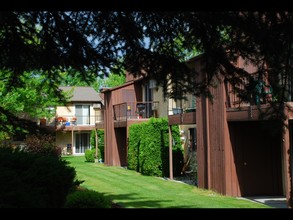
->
left=75, top=132, right=90, bottom=153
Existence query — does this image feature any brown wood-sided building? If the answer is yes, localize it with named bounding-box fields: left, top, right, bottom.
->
left=100, top=73, right=165, bottom=166
left=168, top=54, right=292, bottom=207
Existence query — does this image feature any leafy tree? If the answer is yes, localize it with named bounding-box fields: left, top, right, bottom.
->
left=0, top=71, right=70, bottom=140
left=59, top=70, right=126, bottom=92
left=95, top=71, right=126, bottom=90
left=1, top=11, right=293, bottom=129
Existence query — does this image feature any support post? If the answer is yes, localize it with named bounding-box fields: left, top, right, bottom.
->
left=95, top=129, right=98, bottom=159
left=169, top=125, right=173, bottom=180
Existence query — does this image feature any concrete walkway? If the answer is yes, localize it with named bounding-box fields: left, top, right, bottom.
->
left=242, top=196, right=288, bottom=208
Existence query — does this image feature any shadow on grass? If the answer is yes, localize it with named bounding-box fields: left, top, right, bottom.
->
left=100, top=192, right=195, bottom=208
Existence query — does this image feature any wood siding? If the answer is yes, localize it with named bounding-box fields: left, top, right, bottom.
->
left=103, top=82, right=144, bottom=166
left=168, top=112, right=196, bottom=125
left=188, top=55, right=291, bottom=205
left=197, top=76, right=234, bottom=195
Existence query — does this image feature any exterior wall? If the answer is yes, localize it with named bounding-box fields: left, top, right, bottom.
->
left=194, top=57, right=240, bottom=196
left=197, top=75, right=233, bottom=195
left=56, top=103, right=97, bottom=125
left=55, top=102, right=98, bottom=155
left=166, top=54, right=291, bottom=205
left=89, top=105, right=97, bottom=125
left=103, top=83, right=139, bottom=166
left=56, top=105, right=74, bottom=119
left=196, top=56, right=290, bottom=202
left=95, top=109, right=104, bottom=122
left=56, top=132, right=72, bottom=155
left=104, top=90, right=116, bottom=166
left=152, top=86, right=168, bottom=118
left=103, top=77, right=168, bottom=167
left=207, top=77, right=227, bottom=194
left=196, top=94, right=208, bottom=188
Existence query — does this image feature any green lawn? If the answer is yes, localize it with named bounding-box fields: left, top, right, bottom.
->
left=64, top=156, right=269, bottom=208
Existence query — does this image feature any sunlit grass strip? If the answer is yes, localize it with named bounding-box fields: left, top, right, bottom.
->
left=64, top=156, right=269, bottom=208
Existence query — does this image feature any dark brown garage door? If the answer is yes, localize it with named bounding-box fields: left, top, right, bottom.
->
left=230, top=121, right=283, bottom=196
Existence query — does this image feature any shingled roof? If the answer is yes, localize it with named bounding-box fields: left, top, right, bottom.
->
left=59, top=86, right=102, bottom=102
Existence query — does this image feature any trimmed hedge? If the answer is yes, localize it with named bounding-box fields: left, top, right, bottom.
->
left=128, top=117, right=183, bottom=177
left=0, top=147, right=77, bottom=208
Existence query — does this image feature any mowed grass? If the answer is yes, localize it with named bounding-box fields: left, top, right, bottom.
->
left=64, top=156, right=269, bottom=208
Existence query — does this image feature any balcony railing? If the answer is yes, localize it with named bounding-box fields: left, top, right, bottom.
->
left=168, top=107, right=196, bottom=116
left=40, top=114, right=104, bottom=127
left=113, top=101, right=159, bottom=121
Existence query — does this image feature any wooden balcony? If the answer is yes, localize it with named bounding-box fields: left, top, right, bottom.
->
left=113, top=101, right=159, bottom=128
left=226, top=103, right=277, bottom=121
left=41, top=115, right=102, bottom=131
left=168, top=108, right=196, bottom=125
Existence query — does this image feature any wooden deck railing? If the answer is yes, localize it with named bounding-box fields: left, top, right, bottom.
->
left=113, top=101, right=159, bottom=121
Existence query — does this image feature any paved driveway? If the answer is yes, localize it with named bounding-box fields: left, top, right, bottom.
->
left=242, top=196, right=287, bottom=208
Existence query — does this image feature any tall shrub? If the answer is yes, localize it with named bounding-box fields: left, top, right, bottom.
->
left=128, top=123, right=142, bottom=172
left=128, top=118, right=183, bottom=177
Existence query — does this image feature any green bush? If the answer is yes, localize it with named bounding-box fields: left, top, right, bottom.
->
left=85, top=149, right=95, bottom=162
left=64, top=189, right=111, bottom=208
left=0, top=147, right=77, bottom=208
left=128, top=117, right=183, bottom=177
left=127, top=123, right=142, bottom=172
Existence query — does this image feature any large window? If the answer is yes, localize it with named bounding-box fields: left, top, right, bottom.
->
left=75, top=105, right=90, bottom=125
left=75, top=132, right=90, bottom=153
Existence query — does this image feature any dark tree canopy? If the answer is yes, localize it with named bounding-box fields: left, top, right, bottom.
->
left=1, top=11, right=293, bottom=133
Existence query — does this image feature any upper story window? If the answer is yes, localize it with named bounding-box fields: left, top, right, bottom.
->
left=75, top=105, right=90, bottom=125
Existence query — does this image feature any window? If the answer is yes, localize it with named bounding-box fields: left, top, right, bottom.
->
left=75, top=105, right=90, bottom=125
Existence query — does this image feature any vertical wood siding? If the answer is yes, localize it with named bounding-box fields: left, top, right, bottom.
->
left=208, top=77, right=226, bottom=194
left=103, top=84, right=136, bottom=166
left=103, top=82, right=143, bottom=166
left=196, top=56, right=282, bottom=197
